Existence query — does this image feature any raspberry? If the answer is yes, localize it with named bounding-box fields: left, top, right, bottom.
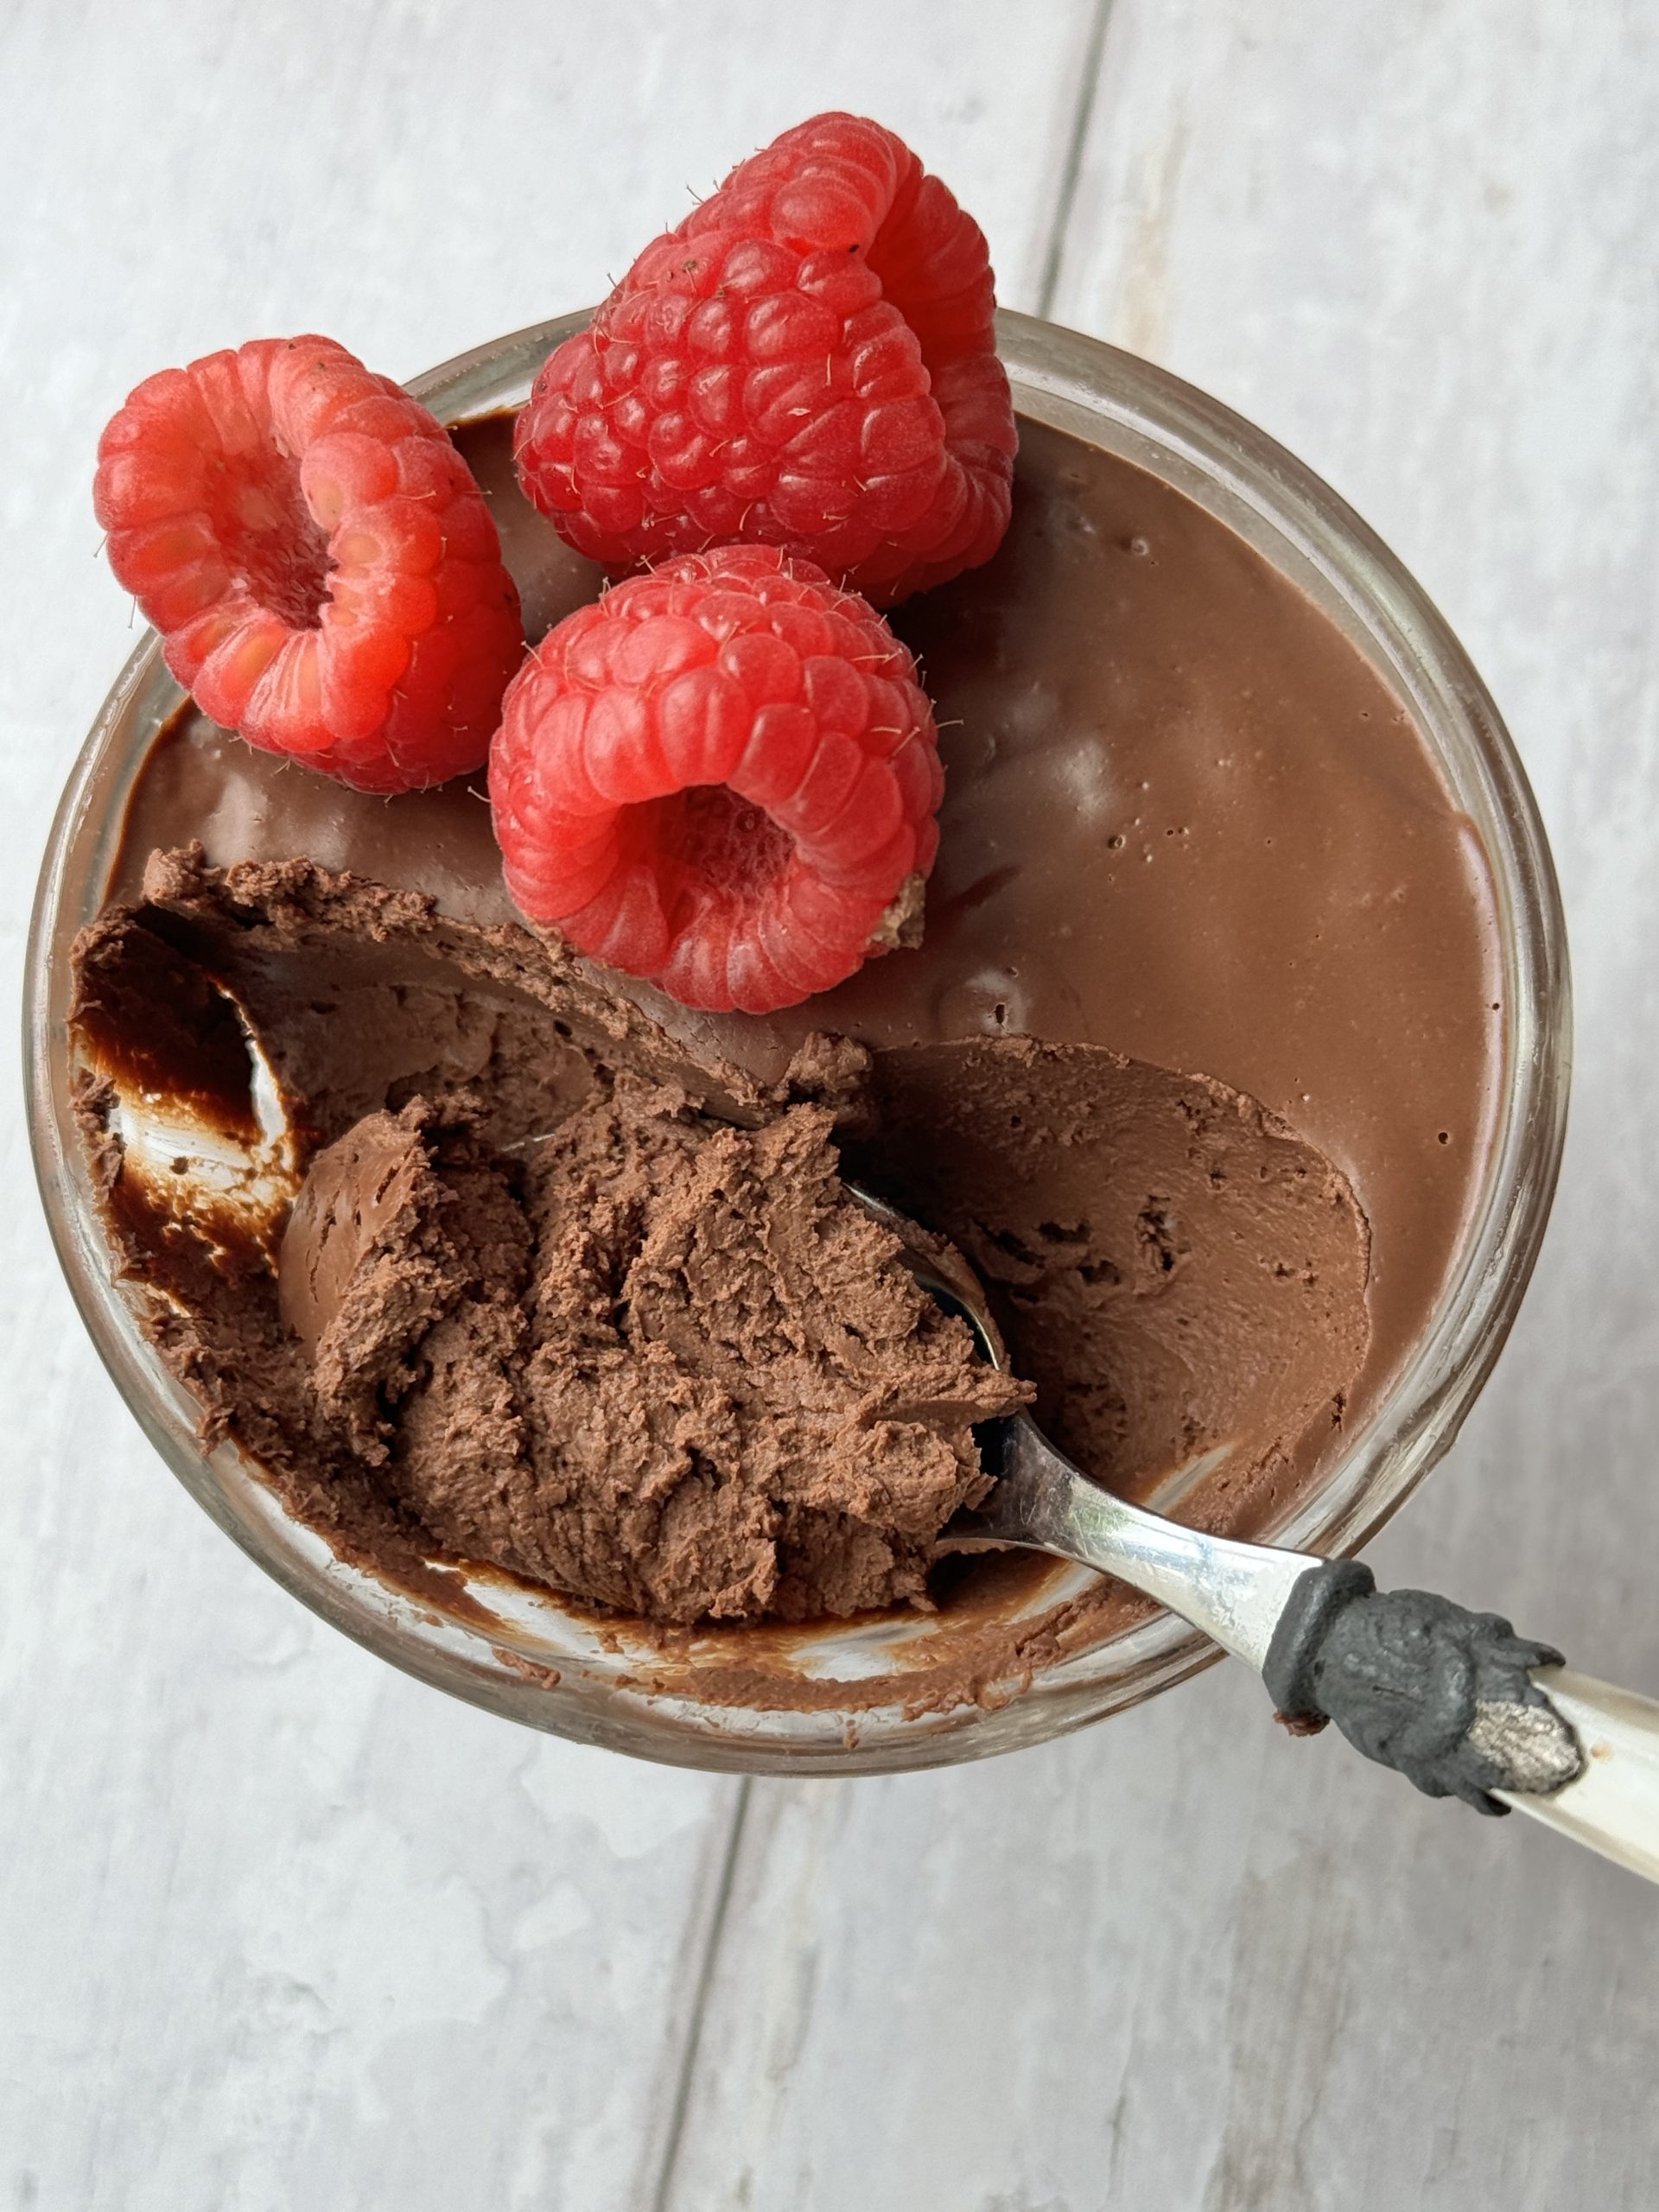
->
left=93, top=336, right=524, bottom=794
left=514, top=111, right=1017, bottom=607
left=488, top=543, right=943, bottom=1014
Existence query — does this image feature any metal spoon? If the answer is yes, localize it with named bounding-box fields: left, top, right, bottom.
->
left=851, top=1184, right=1659, bottom=1883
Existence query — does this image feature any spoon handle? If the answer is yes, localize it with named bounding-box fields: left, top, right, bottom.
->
left=987, top=1415, right=1659, bottom=1879
left=1262, top=1574, right=1658, bottom=1881
left=985, top=1413, right=1319, bottom=1670
left=1496, top=1670, right=1659, bottom=1882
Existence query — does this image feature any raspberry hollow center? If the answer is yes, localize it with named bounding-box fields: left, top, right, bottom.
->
left=213, top=443, right=332, bottom=629
left=644, top=784, right=794, bottom=915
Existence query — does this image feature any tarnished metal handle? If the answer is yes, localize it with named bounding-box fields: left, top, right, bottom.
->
left=1262, top=1561, right=1581, bottom=1814
left=962, top=1417, right=1624, bottom=1853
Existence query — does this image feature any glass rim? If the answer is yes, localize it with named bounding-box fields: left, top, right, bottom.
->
left=25, top=310, right=1571, bottom=1774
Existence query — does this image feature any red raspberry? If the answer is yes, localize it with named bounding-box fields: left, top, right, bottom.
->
left=93, top=336, right=524, bottom=794
left=488, top=543, right=943, bottom=1014
left=514, top=111, right=1017, bottom=607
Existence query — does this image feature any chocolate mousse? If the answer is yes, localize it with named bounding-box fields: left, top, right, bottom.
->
left=278, top=1082, right=1026, bottom=1623
left=68, top=402, right=1502, bottom=1672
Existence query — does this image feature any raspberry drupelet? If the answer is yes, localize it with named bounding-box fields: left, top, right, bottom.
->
left=514, top=112, right=1018, bottom=607
left=488, top=543, right=943, bottom=1015
left=94, top=337, right=524, bottom=794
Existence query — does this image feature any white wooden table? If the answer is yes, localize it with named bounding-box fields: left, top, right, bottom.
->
left=4, top=6, right=1657, bottom=2205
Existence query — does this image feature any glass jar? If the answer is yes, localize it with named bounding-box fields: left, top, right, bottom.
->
left=26, top=312, right=1570, bottom=1774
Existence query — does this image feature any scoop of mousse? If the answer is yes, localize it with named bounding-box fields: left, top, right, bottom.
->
left=276, top=1077, right=1030, bottom=1624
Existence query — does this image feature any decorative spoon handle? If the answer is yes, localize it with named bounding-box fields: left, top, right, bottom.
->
left=972, top=1413, right=1659, bottom=1880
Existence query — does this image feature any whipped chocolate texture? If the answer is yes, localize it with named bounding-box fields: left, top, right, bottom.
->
left=276, top=1084, right=1026, bottom=1623
left=73, top=404, right=1503, bottom=1659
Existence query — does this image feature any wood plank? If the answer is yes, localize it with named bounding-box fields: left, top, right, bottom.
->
left=0, top=3, right=1095, bottom=2206
left=666, top=6, right=1659, bottom=2208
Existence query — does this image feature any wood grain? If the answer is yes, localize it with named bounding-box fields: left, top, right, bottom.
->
left=0, top=5, right=1096, bottom=2207
left=666, top=4, right=1659, bottom=2208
